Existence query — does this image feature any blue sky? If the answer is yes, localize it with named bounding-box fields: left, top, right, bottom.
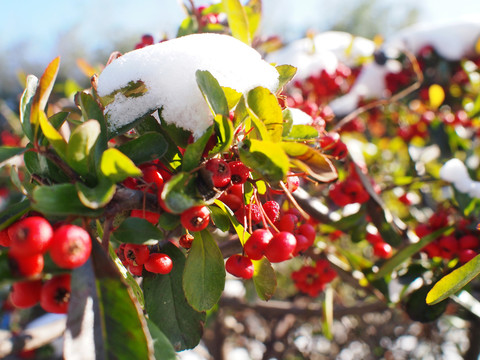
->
left=2, top=0, right=480, bottom=78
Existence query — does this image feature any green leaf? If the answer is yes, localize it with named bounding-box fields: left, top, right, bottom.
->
left=76, top=179, right=116, bottom=209
left=183, top=230, right=226, bottom=311
left=214, top=200, right=249, bottom=245
left=143, top=242, right=205, bottom=351
left=113, top=217, right=164, bottom=244
left=66, top=119, right=101, bottom=177
left=426, top=254, right=480, bottom=305
left=406, top=284, right=448, bottom=322
left=276, top=64, right=297, bottom=90
left=246, top=86, right=284, bottom=142
left=38, top=110, right=67, bottom=158
left=0, top=199, right=31, bottom=230
left=89, top=239, right=154, bottom=359
left=146, top=320, right=177, bottom=360
left=78, top=92, right=108, bottom=169
left=32, top=183, right=103, bottom=217
left=252, top=257, right=277, bottom=300
left=282, top=142, right=338, bottom=183
left=182, top=126, right=214, bottom=172
left=19, top=75, right=38, bottom=141
left=221, top=0, right=251, bottom=45
left=0, top=147, right=26, bottom=166
left=208, top=205, right=231, bottom=232
left=210, top=114, right=234, bottom=155
left=158, top=212, right=180, bottom=231
left=285, top=125, right=319, bottom=140
left=99, top=148, right=142, bottom=183
left=177, top=16, right=196, bottom=37
left=239, top=139, right=289, bottom=183
left=118, top=132, right=168, bottom=165
left=160, top=172, right=203, bottom=214
left=196, top=70, right=229, bottom=117
left=373, top=226, right=454, bottom=281
left=24, top=150, right=70, bottom=184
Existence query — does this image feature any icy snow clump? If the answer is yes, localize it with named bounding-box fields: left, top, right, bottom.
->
left=439, top=158, right=480, bottom=198
left=97, top=33, right=280, bottom=138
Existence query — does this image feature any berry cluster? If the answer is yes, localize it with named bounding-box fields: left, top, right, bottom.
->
left=416, top=212, right=479, bottom=263
left=365, top=230, right=393, bottom=259
left=116, top=243, right=173, bottom=276
left=329, top=176, right=369, bottom=207
left=291, top=259, right=337, bottom=297
left=0, top=216, right=92, bottom=313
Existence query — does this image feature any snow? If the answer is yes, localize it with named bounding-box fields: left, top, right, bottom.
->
left=329, top=17, right=480, bottom=115
left=287, top=108, right=314, bottom=125
left=439, top=158, right=480, bottom=198
left=266, top=31, right=374, bottom=80
left=97, top=33, right=280, bottom=138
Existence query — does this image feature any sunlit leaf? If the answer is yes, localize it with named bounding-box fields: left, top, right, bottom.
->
left=426, top=253, right=480, bottom=305
left=252, top=257, right=276, bottom=300
left=19, top=75, right=38, bottom=140
left=284, top=125, right=319, bottom=140
left=246, top=86, right=284, bottom=142
left=222, top=0, right=251, bottom=45
left=276, top=64, right=297, bottom=91
left=183, top=230, right=225, bottom=311
left=66, top=119, right=101, bottom=177
left=282, top=142, right=338, bottom=183
left=99, top=148, right=142, bottom=183
left=244, top=0, right=262, bottom=39
left=239, top=139, right=289, bottom=183
left=214, top=200, right=250, bottom=245
left=38, top=110, right=67, bottom=158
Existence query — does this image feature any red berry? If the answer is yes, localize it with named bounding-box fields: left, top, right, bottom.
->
left=415, top=224, right=432, bottom=238
left=276, top=214, right=298, bottom=233
left=264, top=232, right=297, bottom=263
left=244, top=229, right=273, bottom=260
left=49, top=225, right=92, bottom=269
left=0, top=228, right=11, bottom=247
left=179, top=234, right=194, bottom=249
left=235, top=203, right=262, bottom=225
left=458, top=235, right=480, bottom=250
left=297, top=223, right=316, bottom=245
left=373, top=242, right=393, bottom=259
left=225, top=254, right=254, bottom=279
left=180, top=206, right=210, bottom=232
left=141, top=34, right=154, bottom=45
left=10, top=280, right=43, bottom=309
left=144, top=253, right=173, bottom=274
left=459, top=249, right=477, bottom=264
left=218, top=193, right=243, bottom=212
left=262, top=201, right=280, bottom=223
left=124, top=243, right=150, bottom=266
left=366, top=231, right=383, bottom=245
left=40, top=274, right=71, bottom=314
left=293, top=234, right=310, bottom=255
left=8, top=217, right=53, bottom=257
left=142, top=165, right=164, bottom=193
left=228, top=161, right=250, bottom=185
left=438, top=235, right=458, bottom=259
left=205, top=158, right=231, bottom=188
left=130, top=209, right=161, bottom=225
left=228, top=184, right=243, bottom=199
left=11, top=253, right=44, bottom=276
left=128, top=264, right=144, bottom=276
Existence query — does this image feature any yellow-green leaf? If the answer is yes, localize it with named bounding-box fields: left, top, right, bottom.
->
left=427, top=254, right=480, bottom=305
left=38, top=110, right=67, bottom=157
left=99, top=148, right=142, bottom=183
left=222, top=0, right=251, bottom=45
left=252, top=257, right=276, bottom=301
left=66, top=120, right=101, bottom=176
left=246, top=87, right=284, bottom=142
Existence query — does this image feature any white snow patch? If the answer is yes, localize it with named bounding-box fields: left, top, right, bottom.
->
left=266, top=31, right=374, bottom=80
left=287, top=107, right=314, bottom=125
left=439, top=158, right=480, bottom=198
left=97, top=33, right=279, bottom=138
